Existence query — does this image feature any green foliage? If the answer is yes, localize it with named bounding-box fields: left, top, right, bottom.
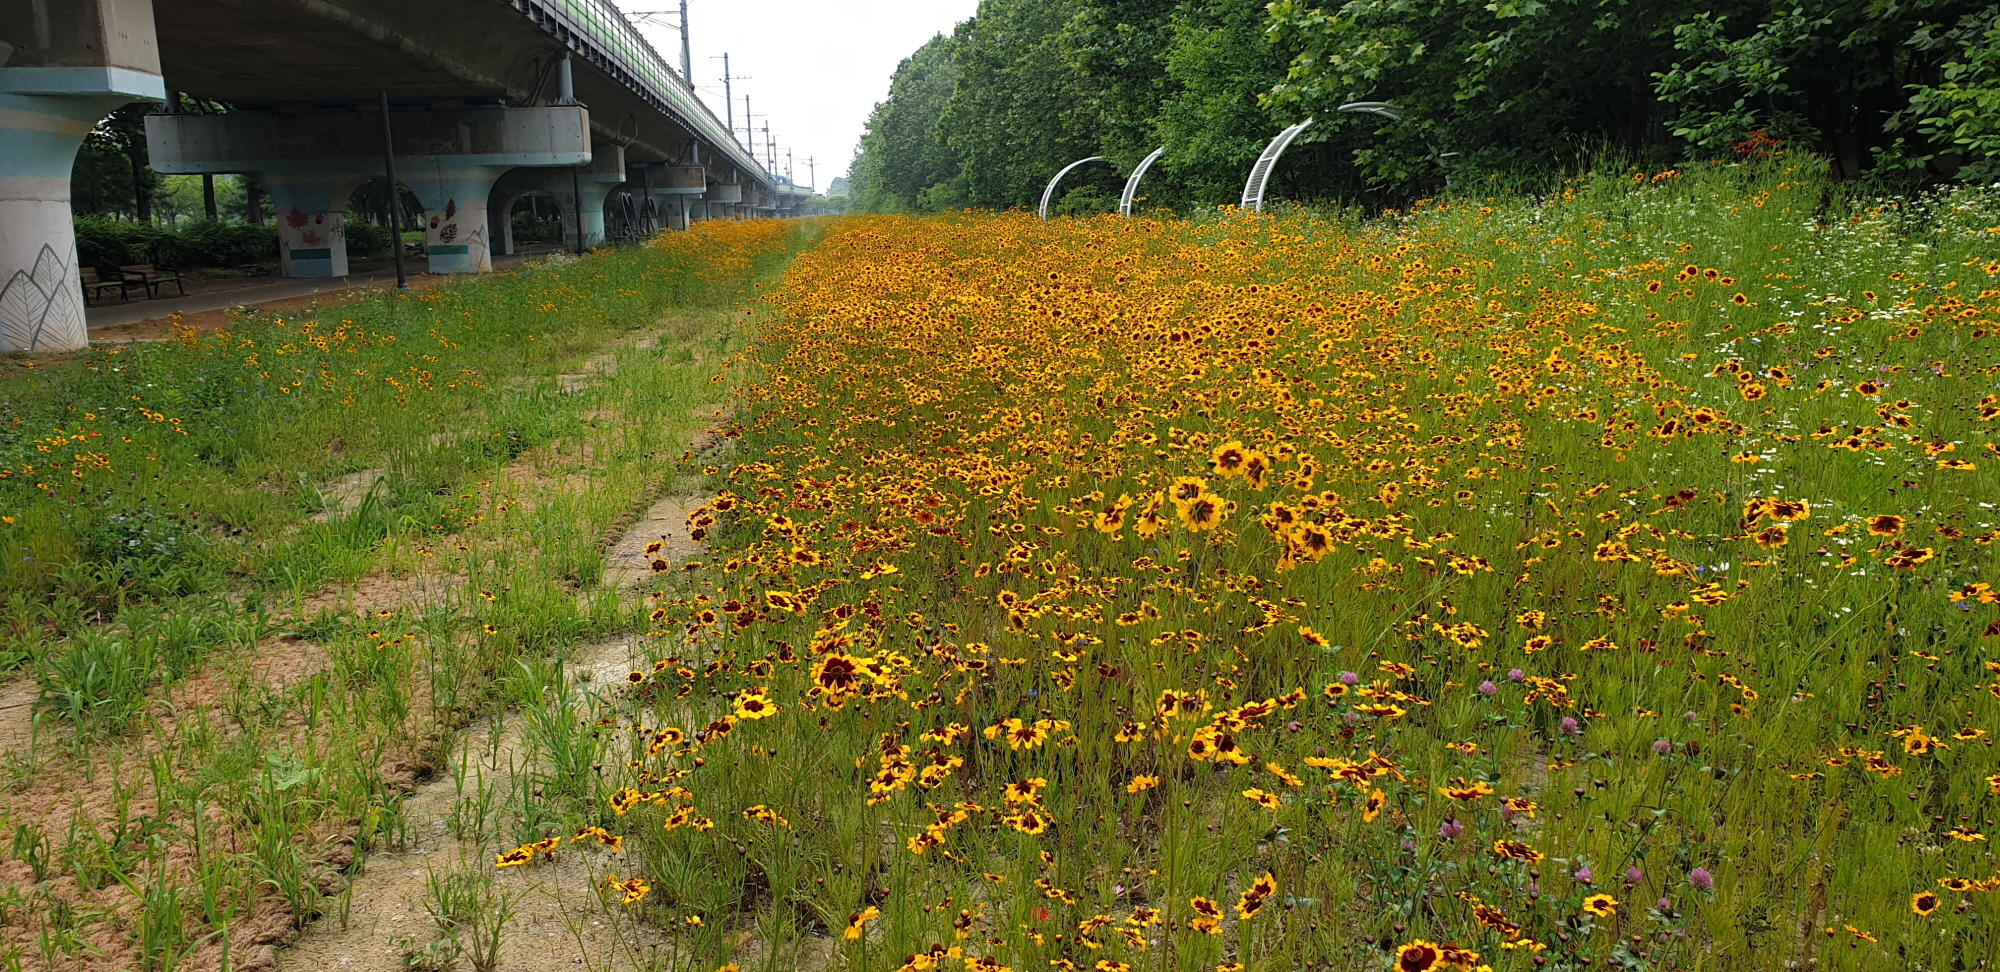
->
left=0, top=226, right=813, bottom=610
left=936, top=0, right=1107, bottom=209
left=1061, top=0, right=1179, bottom=164
left=79, top=103, right=159, bottom=221
left=851, top=35, right=964, bottom=212
left=509, top=208, right=565, bottom=246
left=153, top=174, right=247, bottom=225
left=1907, top=4, right=2000, bottom=181
left=33, top=627, right=158, bottom=729
left=344, top=219, right=396, bottom=259
left=1268, top=0, right=1694, bottom=188
left=32, top=596, right=258, bottom=730
left=72, top=136, right=147, bottom=220
left=73, top=216, right=278, bottom=270
left=852, top=0, right=1307, bottom=213
left=68, top=504, right=218, bottom=594
left=1651, top=0, right=1989, bottom=178
left=852, top=0, right=2000, bottom=211
left=1154, top=0, right=1309, bottom=207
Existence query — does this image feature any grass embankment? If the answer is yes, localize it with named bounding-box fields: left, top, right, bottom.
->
left=558, top=162, right=2000, bottom=972
left=0, top=218, right=818, bottom=972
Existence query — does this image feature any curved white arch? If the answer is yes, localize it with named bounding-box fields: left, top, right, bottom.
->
left=1038, top=156, right=1110, bottom=220
left=1336, top=101, right=1402, bottom=122
left=1240, top=119, right=1313, bottom=213
left=1119, top=146, right=1166, bottom=218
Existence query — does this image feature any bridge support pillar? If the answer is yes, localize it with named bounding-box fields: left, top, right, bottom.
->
left=148, top=105, right=590, bottom=276
left=400, top=162, right=507, bottom=274
left=611, top=164, right=690, bottom=239
left=646, top=165, right=704, bottom=233
left=703, top=182, right=742, bottom=223
left=565, top=141, right=627, bottom=250
left=564, top=184, right=613, bottom=250
left=253, top=167, right=372, bottom=277
left=0, top=92, right=146, bottom=352
left=0, top=2, right=165, bottom=353
left=489, top=142, right=624, bottom=253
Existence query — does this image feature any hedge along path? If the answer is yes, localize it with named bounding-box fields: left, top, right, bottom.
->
left=0, top=262, right=786, bottom=972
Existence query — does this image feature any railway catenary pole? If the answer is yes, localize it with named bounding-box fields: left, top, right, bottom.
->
left=678, top=0, right=692, bottom=84
left=719, top=54, right=734, bottom=146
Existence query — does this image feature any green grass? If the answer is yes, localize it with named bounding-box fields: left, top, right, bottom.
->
left=0, top=220, right=818, bottom=972
left=5, top=156, right=1997, bottom=972
left=529, top=158, right=2000, bottom=972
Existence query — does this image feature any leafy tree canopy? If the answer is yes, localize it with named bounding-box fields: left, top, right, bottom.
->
left=845, top=0, right=2000, bottom=213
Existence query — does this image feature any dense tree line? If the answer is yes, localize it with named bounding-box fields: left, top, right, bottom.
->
left=848, top=0, right=2000, bottom=213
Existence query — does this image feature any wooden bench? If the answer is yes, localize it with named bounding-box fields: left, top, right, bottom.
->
left=79, top=266, right=130, bottom=303
left=119, top=263, right=187, bottom=299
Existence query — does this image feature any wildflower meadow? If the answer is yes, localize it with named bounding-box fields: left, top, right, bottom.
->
left=3, top=162, right=1999, bottom=972
left=596, top=163, right=2000, bottom=972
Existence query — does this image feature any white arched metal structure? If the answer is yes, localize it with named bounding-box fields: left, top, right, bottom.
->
left=1119, top=146, right=1166, bottom=217
left=1039, top=156, right=1110, bottom=219
left=1336, top=101, right=1403, bottom=122
left=1335, top=100, right=1451, bottom=185
left=1240, top=119, right=1313, bottom=213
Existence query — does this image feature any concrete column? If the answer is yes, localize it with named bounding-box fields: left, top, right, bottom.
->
left=656, top=165, right=703, bottom=232
left=276, top=207, right=348, bottom=277
left=258, top=169, right=370, bottom=277
left=493, top=191, right=525, bottom=256
left=489, top=141, right=623, bottom=253
left=0, top=0, right=165, bottom=352
left=400, top=162, right=502, bottom=273
left=703, top=180, right=742, bottom=225
left=561, top=182, right=612, bottom=250
left=570, top=141, right=625, bottom=250
left=0, top=94, right=118, bottom=352
left=149, top=105, right=589, bottom=276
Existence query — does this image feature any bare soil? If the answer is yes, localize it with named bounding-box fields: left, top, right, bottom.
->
left=600, top=496, right=703, bottom=593
left=0, top=677, right=39, bottom=752
left=281, top=636, right=666, bottom=972
left=313, top=469, right=388, bottom=521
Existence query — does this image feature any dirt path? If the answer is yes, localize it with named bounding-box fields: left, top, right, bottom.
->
left=280, top=638, right=663, bottom=972
left=600, top=496, right=703, bottom=593
left=282, top=325, right=725, bottom=972
left=0, top=677, right=39, bottom=752
left=88, top=279, right=456, bottom=345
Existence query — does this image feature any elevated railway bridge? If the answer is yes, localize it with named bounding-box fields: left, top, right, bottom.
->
left=1, top=0, right=810, bottom=352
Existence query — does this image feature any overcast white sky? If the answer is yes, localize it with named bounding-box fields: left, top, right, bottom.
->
left=612, top=0, right=981, bottom=192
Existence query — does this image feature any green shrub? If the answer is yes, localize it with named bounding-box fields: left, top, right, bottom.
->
left=33, top=627, right=158, bottom=728
left=511, top=210, right=564, bottom=244
left=73, top=217, right=170, bottom=269
left=61, top=504, right=221, bottom=599
left=156, top=219, right=278, bottom=267
left=73, top=216, right=277, bottom=270
left=343, top=220, right=394, bottom=259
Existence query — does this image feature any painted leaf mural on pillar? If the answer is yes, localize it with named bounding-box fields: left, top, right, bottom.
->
left=0, top=245, right=87, bottom=352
